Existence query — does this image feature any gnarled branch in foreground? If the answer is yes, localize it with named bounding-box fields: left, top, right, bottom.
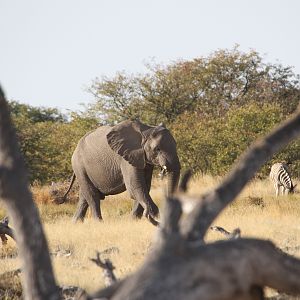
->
left=1, top=84, right=300, bottom=300
left=0, top=88, right=60, bottom=300
left=89, top=239, right=300, bottom=300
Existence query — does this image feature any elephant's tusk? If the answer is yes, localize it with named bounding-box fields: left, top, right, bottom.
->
left=159, top=165, right=168, bottom=179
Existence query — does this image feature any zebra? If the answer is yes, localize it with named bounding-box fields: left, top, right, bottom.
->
left=269, top=162, right=296, bottom=196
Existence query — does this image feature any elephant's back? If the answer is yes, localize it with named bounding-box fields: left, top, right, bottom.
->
left=73, top=125, right=121, bottom=164
left=76, top=126, right=112, bottom=152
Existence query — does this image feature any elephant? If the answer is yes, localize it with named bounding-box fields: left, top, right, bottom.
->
left=58, top=120, right=181, bottom=224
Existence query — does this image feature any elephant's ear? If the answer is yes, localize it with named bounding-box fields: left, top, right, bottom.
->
left=106, top=120, right=146, bottom=169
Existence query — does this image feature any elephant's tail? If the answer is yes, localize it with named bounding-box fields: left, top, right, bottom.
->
left=54, top=173, right=76, bottom=205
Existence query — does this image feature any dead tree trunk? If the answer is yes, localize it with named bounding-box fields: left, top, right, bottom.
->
left=0, top=87, right=60, bottom=299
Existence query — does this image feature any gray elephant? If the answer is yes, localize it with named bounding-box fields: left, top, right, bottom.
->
left=58, top=120, right=181, bottom=223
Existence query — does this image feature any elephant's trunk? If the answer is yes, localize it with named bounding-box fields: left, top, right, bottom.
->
left=166, top=165, right=180, bottom=196
left=158, top=151, right=180, bottom=196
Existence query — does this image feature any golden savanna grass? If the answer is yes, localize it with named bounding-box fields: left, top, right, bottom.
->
left=1, top=175, right=300, bottom=296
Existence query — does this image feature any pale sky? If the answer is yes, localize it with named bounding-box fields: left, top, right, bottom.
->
left=1, top=0, right=300, bottom=112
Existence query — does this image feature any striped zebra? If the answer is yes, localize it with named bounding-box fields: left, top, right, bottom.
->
left=269, top=163, right=296, bottom=196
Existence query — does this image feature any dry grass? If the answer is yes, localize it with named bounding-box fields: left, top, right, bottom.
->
left=46, top=217, right=155, bottom=292
left=1, top=175, right=300, bottom=296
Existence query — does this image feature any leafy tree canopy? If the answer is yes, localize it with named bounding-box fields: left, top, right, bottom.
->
left=9, top=101, right=66, bottom=123
left=88, top=46, right=300, bottom=125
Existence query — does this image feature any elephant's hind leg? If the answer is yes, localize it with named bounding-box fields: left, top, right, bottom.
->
left=75, top=173, right=103, bottom=221
left=89, top=195, right=102, bottom=220
left=73, top=192, right=88, bottom=222
left=82, top=187, right=103, bottom=220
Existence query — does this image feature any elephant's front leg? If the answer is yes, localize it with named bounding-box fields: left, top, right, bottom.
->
left=132, top=164, right=154, bottom=219
left=122, top=164, right=159, bottom=221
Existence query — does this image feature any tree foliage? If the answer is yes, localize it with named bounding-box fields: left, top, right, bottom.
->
left=171, top=103, right=284, bottom=176
left=8, top=48, right=300, bottom=183
left=88, top=47, right=300, bottom=125
left=9, top=101, right=65, bottom=123
left=9, top=102, right=98, bottom=183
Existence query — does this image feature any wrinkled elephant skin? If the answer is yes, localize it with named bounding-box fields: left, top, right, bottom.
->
left=62, top=120, right=180, bottom=223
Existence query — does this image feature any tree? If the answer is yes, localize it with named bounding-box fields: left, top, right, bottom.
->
left=88, top=73, right=142, bottom=124
left=88, top=47, right=300, bottom=125
left=0, top=88, right=59, bottom=299
left=9, top=101, right=65, bottom=123
left=9, top=101, right=98, bottom=183
left=171, top=102, right=284, bottom=176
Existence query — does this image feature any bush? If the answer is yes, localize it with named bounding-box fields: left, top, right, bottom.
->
left=172, top=102, right=285, bottom=176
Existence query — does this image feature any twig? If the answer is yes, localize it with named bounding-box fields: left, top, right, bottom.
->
left=90, top=251, right=117, bottom=287
left=210, top=226, right=241, bottom=239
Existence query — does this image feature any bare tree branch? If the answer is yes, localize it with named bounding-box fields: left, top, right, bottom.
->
left=90, top=251, right=117, bottom=287
left=0, top=87, right=59, bottom=299
left=90, top=239, right=300, bottom=300
left=210, top=225, right=241, bottom=239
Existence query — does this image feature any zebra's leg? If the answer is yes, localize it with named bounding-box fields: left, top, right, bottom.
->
left=275, top=184, right=280, bottom=197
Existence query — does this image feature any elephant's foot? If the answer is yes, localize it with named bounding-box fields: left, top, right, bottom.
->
left=147, top=215, right=160, bottom=227
left=72, top=216, right=85, bottom=223
left=72, top=215, right=103, bottom=223
left=151, top=205, right=160, bottom=219
left=146, top=203, right=159, bottom=220
left=131, top=201, right=160, bottom=225
left=131, top=201, right=144, bottom=219
left=131, top=209, right=143, bottom=219
left=143, top=207, right=160, bottom=227
left=92, top=215, right=103, bottom=221
left=143, top=212, right=160, bottom=227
